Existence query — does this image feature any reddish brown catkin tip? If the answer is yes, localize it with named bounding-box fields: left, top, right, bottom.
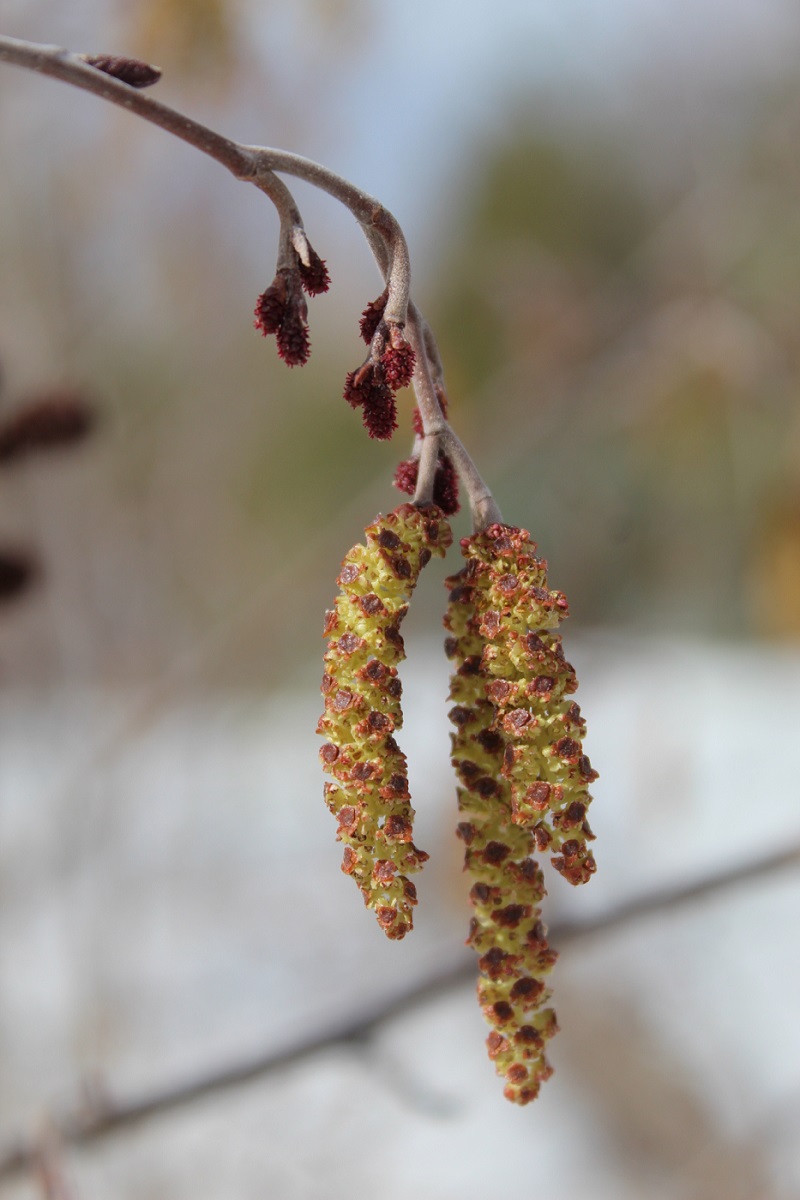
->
left=393, top=457, right=419, bottom=496
left=345, top=325, right=413, bottom=440
left=342, top=363, right=397, bottom=440
left=297, top=246, right=330, bottom=297
left=318, top=504, right=452, bottom=939
left=359, top=289, right=388, bottom=344
left=254, top=270, right=310, bottom=366
left=381, top=329, right=416, bottom=391
left=433, top=452, right=460, bottom=516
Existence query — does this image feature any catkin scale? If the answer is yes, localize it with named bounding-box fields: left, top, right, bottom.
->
left=318, top=504, right=451, bottom=939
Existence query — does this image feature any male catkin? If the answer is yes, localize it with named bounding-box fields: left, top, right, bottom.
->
left=445, top=523, right=598, bottom=1102
left=318, top=504, right=451, bottom=939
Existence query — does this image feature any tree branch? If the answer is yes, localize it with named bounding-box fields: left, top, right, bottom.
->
left=0, top=839, right=795, bottom=1181
left=0, top=33, right=503, bottom=528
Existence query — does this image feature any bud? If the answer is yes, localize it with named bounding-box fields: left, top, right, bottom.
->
left=318, top=505, right=452, bottom=938
left=82, top=53, right=162, bottom=88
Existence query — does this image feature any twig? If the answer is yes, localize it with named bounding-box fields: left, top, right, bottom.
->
left=0, top=839, right=795, bottom=1181
left=0, top=33, right=498, bottom=528
left=32, top=1127, right=76, bottom=1200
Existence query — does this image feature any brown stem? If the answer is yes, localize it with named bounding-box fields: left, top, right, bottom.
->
left=0, top=32, right=500, bottom=530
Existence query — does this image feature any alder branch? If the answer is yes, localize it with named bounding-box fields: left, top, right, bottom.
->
left=0, top=839, right=795, bottom=1182
left=0, top=33, right=498, bottom=529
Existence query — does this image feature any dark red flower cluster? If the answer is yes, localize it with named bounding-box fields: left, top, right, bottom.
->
left=297, top=247, right=330, bottom=297
left=254, top=271, right=310, bottom=367
left=344, top=363, right=397, bottom=440
left=393, top=457, right=418, bottom=496
left=359, top=289, right=388, bottom=344
left=394, top=451, right=460, bottom=515
left=382, top=334, right=415, bottom=391
left=346, top=310, right=416, bottom=439
left=433, top=452, right=459, bottom=514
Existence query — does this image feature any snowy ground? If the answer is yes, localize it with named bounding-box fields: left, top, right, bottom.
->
left=1, top=633, right=798, bottom=1199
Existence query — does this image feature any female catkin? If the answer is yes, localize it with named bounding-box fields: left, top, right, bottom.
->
left=318, top=504, right=451, bottom=939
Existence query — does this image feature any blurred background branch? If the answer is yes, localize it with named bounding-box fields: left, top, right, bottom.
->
left=1, top=836, right=796, bottom=1184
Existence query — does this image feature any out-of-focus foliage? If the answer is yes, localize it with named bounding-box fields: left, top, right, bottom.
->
left=133, top=0, right=238, bottom=77
left=431, top=106, right=800, bottom=639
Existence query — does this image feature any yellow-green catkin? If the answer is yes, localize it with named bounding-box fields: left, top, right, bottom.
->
left=318, top=504, right=452, bottom=939
left=449, top=523, right=598, bottom=883
left=444, top=523, right=598, bottom=1103
left=446, top=563, right=558, bottom=1103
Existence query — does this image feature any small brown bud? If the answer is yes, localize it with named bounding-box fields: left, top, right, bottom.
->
left=82, top=53, right=162, bottom=88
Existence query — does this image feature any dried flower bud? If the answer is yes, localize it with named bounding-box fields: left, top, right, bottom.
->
left=447, top=524, right=597, bottom=886
left=318, top=504, right=452, bottom=938
left=82, top=53, right=162, bottom=88
left=445, top=572, right=559, bottom=1104
left=359, top=289, right=388, bottom=344
left=297, top=246, right=330, bottom=297
left=254, top=270, right=310, bottom=366
left=0, top=548, right=38, bottom=604
left=0, top=395, right=94, bottom=466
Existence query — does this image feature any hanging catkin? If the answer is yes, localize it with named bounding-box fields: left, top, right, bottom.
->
left=318, top=504, right=451, bottom=939
left=445, top=522, right=598, bottom=1102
